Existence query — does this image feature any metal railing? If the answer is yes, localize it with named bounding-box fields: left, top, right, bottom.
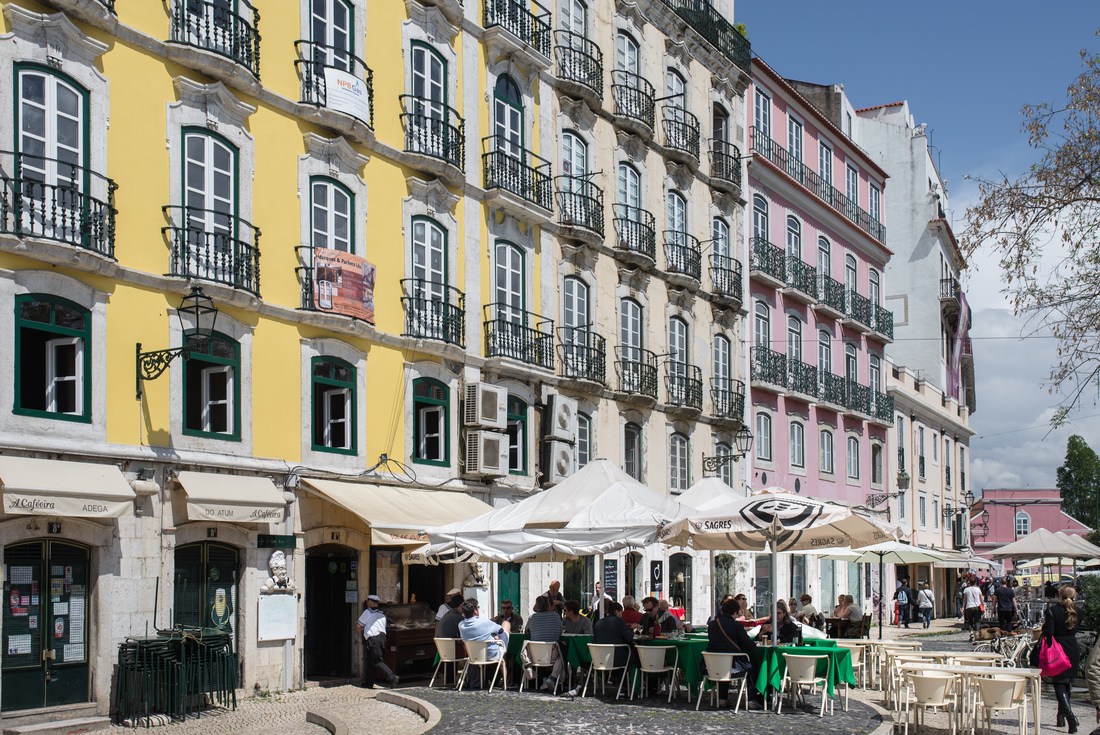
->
left=750, top=236, right=785, bottom=281
left=661, top=0, right=751, bottom=73
left=710, top=139, right=742, bottom=188
left=555, top=176, right=603, bottom=235
left=169, top=0, right=261, bottom=78
left=666, top=361, right=703, bottom=409
left=484, top=0, right=551, bottom=58
left=788, top=357, right=818, bottom=398
left=940, top=276, right=961, bottom=300
left=401, top=279, right=465, bottom=347
left=709, top=253, right=742, bottom=302
left=871, top=303, right=893, bottom=339
left=483, top=303, right=554, bottom=369
left=613, top=204, right=656, bottom=262
left=711, top=377, right=745, bottom=421
left=751, top=127, right=886, bottom=244
left=750, top=345, right=786, bottom=388
left=482, top=136, right=553, bottom=211
left=785, top=255, right=816, bottom=296
left=819, top=369, right=847, bottom=407
left=611, top=70, right=655, bottom=130
left=163, top=205, right=261, bottom=293
left=400, top=95, right=465, bottom=171
left=664, top=230, right=701, bottom=281
left=871, top=391, right=894, bottom=423
left=845, top=380, right=871, bottom=415
left=615, top=345, right=658, bottom=399
left=0, top=150, right=117, bottom=257
left=294, top=40, right=374, bottom=128
left=817, top=273, right=846, bottom=314
left=98, top=0, right=116, bottom=11
left=662, top=106, right=700, bottom=160
left=553, top=30, right=602, bottom=98
left=558, top=327, right=606, bottom=384
left=846, top=289, right=872, bottom=328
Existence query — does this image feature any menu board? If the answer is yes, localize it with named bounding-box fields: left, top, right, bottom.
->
left=602, top=559, right=618, bottom=599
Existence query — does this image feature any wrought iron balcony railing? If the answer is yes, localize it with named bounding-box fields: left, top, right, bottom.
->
left=845, top=379, right=872, bottom=415
left=785, top=255, right=816, bottom=296
left=662, top=106, right=700, bottom=160
left=750, top=236, right=785, bottom=281
left=401, top=278, right=465, bottom=347
left=611, top=70, right=655, bottom=130
left=940, top=276, right=961, bottom=300
left=709, top=139, right=742, bottom=189
left=294, top=40, right=374, bottom=128
left=482, top=136, right=553, bottom=211
left=664, top=230, right=701, bottom=281
left=787, top=357, right=818, bottom=398
left=613, top=203, right=656, bottom=262
left=98, top=0, right=116, bottom=11
left=616, top=345, right=658, bottom=399
left=169, top=0, right=261, bottom=78
left=750, top=345, right=786, bottom=388
left=711, top=377, right=745, bottom=421
left=871, top=303, right=894, bottom=339
left=661, top=0, right=751, bottom=73
left=709, top=253, right=742, bottom=303
left=871, top=390, right=894, bottom=424
left=819, top=369, right=847, bottom=407
left=846, top=289, right=872, bottom=328
left=558, top=326, right=606, bottom=385
left=484, top=0, right=552, bottom=59
left=163, top=205, right=261, bottom=294
left=553, top=30, right=602, bottom=99
left=400, top=95, right=465, bottom=172
left=817, top=273, right=846, bottom=314
left=666, top=361, right=703, bottom=409
left=0, top=150, right=117, bottom=257
left=483, top=302, right=555, bottom=369
left=555, top=175, right=604, bottom=235
left=751, top=127, right=886, bottom=244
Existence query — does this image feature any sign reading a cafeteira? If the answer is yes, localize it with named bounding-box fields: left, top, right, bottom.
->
left=311, top=247, right=376, bottom=323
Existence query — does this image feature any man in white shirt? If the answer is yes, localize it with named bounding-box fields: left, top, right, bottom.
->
left=962, top=579, right=984, bottom=632
left=356, top=595, right=398, bottom=688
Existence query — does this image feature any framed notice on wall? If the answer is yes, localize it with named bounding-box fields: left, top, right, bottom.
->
left=257, top=595, right=297, bottom=642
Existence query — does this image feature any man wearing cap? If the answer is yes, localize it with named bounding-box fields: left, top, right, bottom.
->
left=437, top=587, right=461, bottom=621
left=356, top=595, right=399, bottom=689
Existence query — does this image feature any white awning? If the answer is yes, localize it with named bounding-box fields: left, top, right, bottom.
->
left=300, top=478, right=493, bottom=547
left=0, top=455, right=135, bottom=519
left=175, top=471, right=285, bottom=523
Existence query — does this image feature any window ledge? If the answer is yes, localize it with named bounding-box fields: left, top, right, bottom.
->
left=0, top=235, right=119, bottom=278
left=296, top=104, right=375, bottom=148
left=163, top=43, right=262, bottom=97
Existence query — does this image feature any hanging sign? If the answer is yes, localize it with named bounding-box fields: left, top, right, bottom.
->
left=323, top=67, right=372, bottom=124
left=311, top=247, right=376, bottom=324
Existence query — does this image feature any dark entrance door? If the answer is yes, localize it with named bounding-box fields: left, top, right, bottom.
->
left=2, top=540, right=90, bottom=711
left=305, top=547, right=356, bottom=678
left=406, top=562, right=445, bottom=612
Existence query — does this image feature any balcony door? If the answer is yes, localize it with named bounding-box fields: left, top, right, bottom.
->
left=620, top=298, right=643, bottom=391
left=668, top=316, right=688, bottom=402
left=615, top=30, right=638, bottom=74
left=561, top=131, right=590, bottom=224
left=411, top=217, right=448, bottom=337
left=818, top=329, right=831, bottom=386
left=560, top=0, right=587, bottom=36
left=562, top=276, right=590, bottom=373
left=712, top=217, right=729, bottom=259
left=617, top=163, right=640, bottom=218
left=183, top=130, right=237, bottom=282
left=310, top=0, right=352, bottom=72
left=666, top=191, right=687, bottom=270
left=845, top=253, right=858, bottom=308
left=494, top=241, right=525, bottom=325
left=494, top=75, right=524, bottom=161
left=410, top=43, right=447, bottom=156
left=665, top=69, right=688, bottom=146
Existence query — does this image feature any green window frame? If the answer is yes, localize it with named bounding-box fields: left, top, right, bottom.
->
left=506, top=395, right=528, bottom=475
left=183, top=330, right=241, bottom=440
left=14, top=294, right=92, bottom=423
left=412, top=377, right=449, bottom=466
left=311, top=356, right=356, bottom=454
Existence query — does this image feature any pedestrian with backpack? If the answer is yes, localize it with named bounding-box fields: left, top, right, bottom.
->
left=894, top=578, right=913, bottom=629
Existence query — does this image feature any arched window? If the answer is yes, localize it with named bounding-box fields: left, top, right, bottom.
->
left=845, top=253, right=858, bottom=295
left=845, top=343, right=857, bottom=382
left=715, top=441, right=733, bottom=486
left=869, top=354, right=881, bottom=391
left=561, top=129, right=588, bottom=178
left=712, top=217, right=730, bottom=258
left=818, top=328, right=832, bottom=375
left=411, top=216, right=447, bottom=287
left=869, top=268, right=881, bottom=306
left=15, top=294, right=91, bottom=421
left=493, top=74, right=523, bottom=159
left=871, top=443, right=883, bottom=485
left=408, top=42, right=448, bottom=158
left=494, top=241, right=525, bottom=322
left=562, top=276, right=590, bottom=331
left=665, top=69, right=688, bottom=145
left=713, top=103, right=729, bottom=143
left=753, top=301, right=770, bottom=348
left=560, top=0, right=588, bottom=35
left=755, top=412, right=772, bottom=461
left=506, top=395, right=528, bottom=474
left=789, top=420, right=805, bottom=468
left=181, top=129, right=238, bottom=282
left=311, top=357, right=356, bottom=453
left=620, top=297, right=643, bottom=353
left=846, top=436, right=860, bottom=479
left=666, top=190, right=687, bottom=234
left=817, top=236, right=831, bottom=277
left=669, top=432, right=690, bottom=492
left=310, top=176, right=353, bottom=253
left=615, top=30, right=639, bottom=73
left=713, top=334, right=731, bottom=386
left=412, top=377, right=449, bottom=464
left=1015, top=511, right=1031, bottom=538
left=787, top=315, right=802, bottom=362
left=616, top=162, right=641, bottom=208
left=819, top=430, right=834, bottom=474
left=752, top=194, right=769, bottom=240
left=668, top=316, right=688, bottom=365
left=624, top=421, right=643, bottom=480
left=786, top=215, right=801, bottom=260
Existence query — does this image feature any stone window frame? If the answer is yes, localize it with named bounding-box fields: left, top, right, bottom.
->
left=300, top=337, right=367, bottom=471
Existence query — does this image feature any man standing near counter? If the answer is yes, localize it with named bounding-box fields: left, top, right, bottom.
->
left=356, top=594, right=399, bottom=689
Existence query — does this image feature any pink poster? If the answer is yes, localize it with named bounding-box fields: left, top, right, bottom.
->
left=311, top=247, right=376, bottom=324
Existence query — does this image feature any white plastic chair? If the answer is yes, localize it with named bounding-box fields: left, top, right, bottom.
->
left=836, top=642, right=866, bottom=710
left=973, top=674, right=1027, bottom=735
left=429, top=637, right=467, bottom=688
left=583, top=643, right=632, bottom=699
left=890, top=653, right=943, bottom=709
left=634, top=645, right=679, bottom=701
left=458, top=639, right=507, bottom=693
left=778, top=653, right=831, bottom=717
left=904, top=671, right=958, bottom=735
left=696, top=651, right=750, bottom=712
left=519, top=640, right=560, bottom=695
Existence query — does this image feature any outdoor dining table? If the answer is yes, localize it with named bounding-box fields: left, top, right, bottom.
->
left=561, top=634, right=593, bottom=669
left=750, top=643, right=856, bottom=700
left=634, top=636, right=709, bottom=698
left=898, top=662, right=1042, bottom=735
left=795, top=638, right=838, bottom=648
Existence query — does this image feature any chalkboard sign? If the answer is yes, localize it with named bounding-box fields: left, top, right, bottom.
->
left=603, top=559, right=618, bottom=599
left=650, top=560, right=663, bottom=593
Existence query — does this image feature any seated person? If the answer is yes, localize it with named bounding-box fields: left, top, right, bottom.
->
left=845, top=595, right=864, bottom=635
left=658, top=599, right=687, bottom=632
left=638, top=596, right=680, bottom=634
left=761, top=600, right=801, bottom=644
left=563, top=600, right=594, bottom=635
left=436, top=593, right=465, bottom=639
left=436, top=586, right=460, bottom=621
left=592, top=601, right=634, bottom=668
left=523, top=595, right=564, bottom=690
left=621, top=596, right=642, bottom=627
left=707, top=597, right=759, bottom=701
left=831, top=594, right=849, bottom=618
left=492, top=599, right=524, bottom=634
left=457, top=599, right=509, bottom=662
left=796, top=594, right=820, bottom=626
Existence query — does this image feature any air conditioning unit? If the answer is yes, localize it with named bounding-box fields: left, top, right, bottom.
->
left=544, top=392, right=579, bottom=442
left=465, top=430, right=509, bottom=477
left=541, top=439, right=575, bottom=486
left=463, top=383, right=507, bottom=429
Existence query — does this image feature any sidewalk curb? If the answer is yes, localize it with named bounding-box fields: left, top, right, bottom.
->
left=376, top=691, right=442, bottom=732
left=306, top=709, right=349, bottom=735
left=861, top=695, right=896, bottom=735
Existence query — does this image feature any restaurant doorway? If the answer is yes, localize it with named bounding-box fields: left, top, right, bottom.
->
left=304, top=546, right=357, bottom=678
left=624, top=552, right=644, bottom=600
left=669, top=553, right=692, bottom=615
left=563, top=556, right=593, bottom=606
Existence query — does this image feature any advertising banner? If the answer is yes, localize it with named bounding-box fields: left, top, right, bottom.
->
left=323, top=67, right=371, bottom=124
left=312, top=247, right=376, bottom=324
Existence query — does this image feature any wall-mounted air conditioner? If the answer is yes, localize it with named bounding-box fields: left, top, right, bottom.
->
left=463, top=383, right=508, bottom=429
left=541, top=439, right=575, bottom=486
left=544, top=392, right=579, bottom=442
left=465, top=430, right=509, bottom=477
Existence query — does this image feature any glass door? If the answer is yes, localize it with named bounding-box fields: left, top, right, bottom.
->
left=410, top=44, right=446, bottom=157
left=411, top=218, right=447, bottom=337
left=183, top=131, right=236, bottom=283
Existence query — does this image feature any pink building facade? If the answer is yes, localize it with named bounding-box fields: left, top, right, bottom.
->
left=972, top=488, right=1091, bottom=574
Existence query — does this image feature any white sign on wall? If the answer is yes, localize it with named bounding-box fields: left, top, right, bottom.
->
left=257, top=595, right=297, bottom=642
left=323, top=67, right=371, bottom=124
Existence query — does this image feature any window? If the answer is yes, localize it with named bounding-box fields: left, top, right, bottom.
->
left=713, top=334, right=731, bottom=387
left=755, top=412, right=772, bottom=461
left=615, top=31, right=639, bottom=74
left=787, top=316, right=802, bottom=362
left=666, top=190, right=687, bottom=234
left=819, top=430, right=834, bottom=474
left=871, top=444, right=882, bottom=485
left=753, top=87, right=771, bottom=140
left=668, top=316, right=688, bottom=365
left=562, top=275, right=590, bottom=332
left=494, top=241, right=525, bottom=322
left=665, top=70, right=688, bottom=141
left=410, top=215, right=448, bottom=314
left=561, top=129, right=588, bottom=179
left=845, top=164, right=858, bottom=204
left=713, top=105, right=729, bottom=144
left=174, top=543, right=238, bottom=640
left=918, top=426, right=926, bottom=478
left=846, top=436, right=859, bottom=479
left=787, top=115, right=803, bottom=162
left=1015, top=511, right=1030, bottom=538
left=560, top=0, right=587, bottom=35
left=182, top=129, right=238, bottom=279
left=506, top=396, right=528, bottom=474
left=577, top=411, right=592, bottom=468
left=624, top=422, right=642, bottom=480
left=817, top=236, right=830, bottom=278
left=844, top=253, right=858, bottom=297
left=752, top=194, right=769, bottom=240
left=919, top=495, right=927, bottom=527
left=786, top=216, right=801, bottom=260
left=412, top=378, right=448, bottom=464
left=712, top=217, right=730, bottom=258
left=617, top=162, right=641, bottom=209
left=715, top=441, right=733, bottom=486
left=933, top=499, right=940, bottom=529
left=309, top=0, right=353, bottom=71
left=620, top=297, right=643, bottom=363
left=409, top=41, right=448, bottom=157
left=945, top=438, right=953, bottom=487
left=869, top=354, right=881, bottom=391
left=183, top=332, right=240, bottom=439
left=15, top=295, right=91, bottom=421
left=789, top=421, right=805, bottom=468
left=817, top=329, right=831, bottom=375
left=869, top=269, right=880, bottom=306
left=869, top=183, right=881, bottom=222
left=898, top=490, right=906, bottom=520
left=310, top=176, right=353, bottom=253
left=844, top=343, right=857, bottom=382
left=818, top=140, right=832, bottom=183
left=311, top=357, right=355, bottom=453
left=897, top=415, right=906, bottom=466
left=669, top=432, right=690, bottom=492
left=666, top=191, right=688, bottom=270
left=753, top=301, right=770, bottom=347
left=932, top=432, right=939, bottom=463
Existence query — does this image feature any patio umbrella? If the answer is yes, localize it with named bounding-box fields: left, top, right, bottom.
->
left=986, top=527, right=1091, bottom=560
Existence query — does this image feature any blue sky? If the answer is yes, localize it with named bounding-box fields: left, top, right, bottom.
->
left=737, top=3, right=1100, bottom=491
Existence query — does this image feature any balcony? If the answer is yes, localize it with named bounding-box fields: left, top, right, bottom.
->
left=558, top=327, right=606, bottom=387
left=553, top=31, right=602, bottom=104
left=750, top=346, right=786, bottom=390
left=661, top=0, right=751, bottom=74
left=294, top=41, right=374, bottom=132
left=664, top=231, right=702, bottom=285
left=749, top=236, right=785, bottom=287
left=661, top=106, right=700, bottom=164
left=711, top=377, right=746, bottom=423
left=482, top=136, right=553, bottom=217
left=400, top=95, right=465, bottom=179
left=709, top=253, right=742, bottom=305
left=483, top=0, right=552, bottom=65
left=0, top=151, right=117, bottom=259
left=666, top=362, right=703, bottom=412
left=400, top=279, right=465, bottom=347
left=555, top=176, right=604, bottom=244
left=844, top=380, right=872, bottom=416
left=483, top=302, right=555, bottom=370
left=168, top=0, right=261, bottom=80
left=783, top=255, right=816, bottom=303
left=163, top=205, right=260, bottom=294
left=940, top=276, right=962, bottom=319
left=750, top=128, right=886, bottom=245
left=709, top=139, right=742, bottom=194
left=870, top=303, right=894, bottom=342
left=870, top=390, right=894, bottom=424
left=818, top=370, right=847, bottom=410
left=611, top=70, right=655, bottom=136
left=615, top=345, right=659, bottom=402
left=787, top=357, right=818, bottom=399
left=815, top=273, right=846, bottom=319
left=612, top=204, right=656, bottom=264
left=845, top=290, right=873, bottom=332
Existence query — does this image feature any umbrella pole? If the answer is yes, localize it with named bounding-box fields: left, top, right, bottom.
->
left=772, top=543, right=779, bottom=647
left=597, top=552, right=604, bottom=620
left=878, top=554, right=884, bottom=640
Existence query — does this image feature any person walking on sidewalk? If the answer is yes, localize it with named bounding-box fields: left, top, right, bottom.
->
left=894, top=578, right=913, bottom=628
left=1044, top=585, right=1081, bottom=733
left=963, top=578, right=984, bottom=632
left=994, top=575, right=1017, bottom=631
left=356, top=595, right=399, bottom=689
left=916, top=583, right=935, bottom=629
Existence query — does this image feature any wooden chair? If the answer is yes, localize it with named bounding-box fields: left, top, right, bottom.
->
left=429, top=637, right=467, bottom=688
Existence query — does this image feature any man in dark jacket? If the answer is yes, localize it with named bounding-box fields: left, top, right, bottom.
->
left=707, top=597, right=758, bottom=703
left=894, top=578, right=913, bottom=628
left=435, top=593, right=464, bottom=639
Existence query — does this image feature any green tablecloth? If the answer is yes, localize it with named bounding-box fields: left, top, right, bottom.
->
left=562, top=635, right=593, bottom=668
left=798, top=638, right=838, bottom=648
left=750, top=645, right=855, bottom=698
left=635, top=638, right=709, bottom=694
left=505, top=633, right=528, bottom=660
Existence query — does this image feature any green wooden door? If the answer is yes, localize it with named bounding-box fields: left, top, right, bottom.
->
left=497, top=563, right=520, bottom=609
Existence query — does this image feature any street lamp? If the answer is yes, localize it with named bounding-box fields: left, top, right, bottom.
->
left=702, top=425, right=753, bottom=473
left=135, top=287, right=219, bottom=399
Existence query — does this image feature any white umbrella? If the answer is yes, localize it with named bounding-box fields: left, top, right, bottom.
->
left=986, top=528, right=1092, bottom=560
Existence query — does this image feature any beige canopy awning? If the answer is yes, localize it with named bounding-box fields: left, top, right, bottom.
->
left=175, top=471, right=286, bottom=523
left=301, top=478, right=493, bottom=546
left=0, top=455, right=135, bottom=519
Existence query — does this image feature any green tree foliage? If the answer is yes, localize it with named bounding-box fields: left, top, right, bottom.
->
left=1056, top=434, right=1100, bottom=529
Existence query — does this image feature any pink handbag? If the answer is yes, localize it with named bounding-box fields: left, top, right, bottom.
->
left=1038, top=636, right=1071, bottom=677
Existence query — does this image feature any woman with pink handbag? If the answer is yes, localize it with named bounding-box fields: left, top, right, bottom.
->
left=1042, top=585, right=1082, bottom=732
